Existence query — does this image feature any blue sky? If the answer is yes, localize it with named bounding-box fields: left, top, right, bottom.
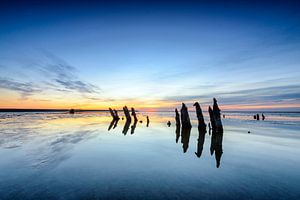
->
left=0, top=1, right=299, bottom=110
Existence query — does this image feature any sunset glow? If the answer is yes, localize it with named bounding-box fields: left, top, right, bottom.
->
left=0, top=1, right=299, bottom=111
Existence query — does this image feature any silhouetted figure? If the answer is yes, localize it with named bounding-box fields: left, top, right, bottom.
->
left=175, top=123, right=180, bottom=143
left=195, top=126, right=206, bottom=158
left=262, top=113, right=265, bottom=120
left=248, top=131, right=250, bottom=134
left=210, top=131, right=223, bottom=168
left=180, top=103, right=192, bottom=129
left=167, top=121, right=171, bottom=127
left=175, top=108, right=180, bottom=127
left=131, top=119, right=137, bottom=134
left=181, top=127, right=191, bottom=153
left=69, top=109, right=75, bottom=114
left=193, top=102, right=206, bottom=132
left=146, top=116, right=150, bottom=127
left=223, top=114, right=225, bottom=118
left=254, top=115, right=257, bottom=120
left=122, top=120, right=131, bottom=135
left=256, top=113, right=260, bottom=120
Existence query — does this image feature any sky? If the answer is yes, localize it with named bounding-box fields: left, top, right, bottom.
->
left=0, top=0, right=299, bottom=111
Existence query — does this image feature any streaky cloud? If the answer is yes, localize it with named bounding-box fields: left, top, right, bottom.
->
left=0, top=77, right=41, bottom=97
left=163, top=84, right=300, bottom=106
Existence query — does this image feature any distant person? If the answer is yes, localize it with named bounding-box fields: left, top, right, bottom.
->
left=254, top=115, right=256, bottom=120
left=262, top=113, right=265, bottom=120
left=146, top=116, right=150, bottom=127
left=167, top=121, right=171, bottom=127
left=256, top=114, right=260, bottom=120
left=223, top=114, right=225, bottom=118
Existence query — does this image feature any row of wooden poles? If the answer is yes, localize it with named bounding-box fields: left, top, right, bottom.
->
left=109, top=98, right=223, bottom=135
left=108, top=106, right=150, bottom=135
left=109, top=106, right=149, bottom=123
left=176, top=98, right=223, bottom=134
left=176, top=98, right=224, bottom=168
left=109, top=98, right=224, bottom=167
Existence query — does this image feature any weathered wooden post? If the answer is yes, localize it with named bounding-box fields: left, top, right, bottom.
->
left=123, top=106, right=131, bottom=122
left=212, top=98, right=223, bottom=134
left=208, top=106, right=216, bottom=131
left=175, top=108, right=180, bottom=127
left=193, top=102, right=206, bottom=132
left=131, top=107, right=138, bottom=122
left=180, top=103, right=192, bottom=129
left=113, top=109, right=120, bottom=120
left=109, top=107, right=116, bottom=119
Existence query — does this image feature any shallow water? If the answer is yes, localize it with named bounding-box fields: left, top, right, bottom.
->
left=0, top=111, right=299, bottom=200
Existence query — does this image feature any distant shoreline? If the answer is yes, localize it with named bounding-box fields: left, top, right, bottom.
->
left=0, top=109, right=108, bottom=112
left=0, top=109, right=299, bottom=113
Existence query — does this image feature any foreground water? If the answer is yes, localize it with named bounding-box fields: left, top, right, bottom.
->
left=0, top=111, right=299, bottom=200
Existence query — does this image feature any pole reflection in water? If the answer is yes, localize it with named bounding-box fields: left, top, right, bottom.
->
left=181, top=127, right=191, bottom=153
left=175, top=124, right=180, bottom=143
left=108, top=119, right=119, bottom=131
left=195, top=127, right=206, bottom=158
left=131, top=120, right=137, bottom=134
left=106, top=113, right=224, bottom=168
left=210, top=131, right=223, bottom=168
left=122, top=120, right=131, bottom=135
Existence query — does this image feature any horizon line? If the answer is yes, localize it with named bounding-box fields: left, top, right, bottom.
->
left=0, top=108, right=299, bottom=113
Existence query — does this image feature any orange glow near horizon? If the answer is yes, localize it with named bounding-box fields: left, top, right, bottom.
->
left=0, top=96, right=299, bottom=111
left=0, top=89, right=299, bottom=111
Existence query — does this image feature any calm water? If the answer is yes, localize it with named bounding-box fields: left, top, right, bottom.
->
left=0, top=111, right=299, bottom=200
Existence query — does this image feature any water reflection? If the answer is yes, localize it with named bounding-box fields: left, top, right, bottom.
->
left=106, top=115, right=224, bottom=168
left=181, top=127, right=192, bottom=153
left=175, top=124, right=180, bottom=143
left=195, top=127, right=206, bottom=158
left=210, top=131, right=223, bottom=168
left=131, top=119, right=137, bottom=134
left=108, top=119, right=119, bottom=131
left=122, top=120, right=131, bottom=135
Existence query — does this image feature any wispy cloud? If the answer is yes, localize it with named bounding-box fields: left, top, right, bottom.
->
left=163, top=84, right=300, bottom=107
left=0, top=51, right=101, bottom=99
left=0, top=77, right=41, bottom=97
left=37, top=51, right=101, bottom=94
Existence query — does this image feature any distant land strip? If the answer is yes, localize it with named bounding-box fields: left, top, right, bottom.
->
left=0, top=109, right=108, bottom=112
left=0, top=109, right=298, bottom=113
